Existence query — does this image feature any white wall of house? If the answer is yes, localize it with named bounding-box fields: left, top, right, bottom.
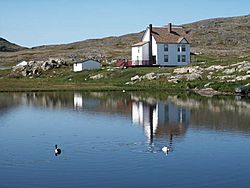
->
left=132, top=43, right=149, bottom=65
left=142, top=28, right=158, bottom=57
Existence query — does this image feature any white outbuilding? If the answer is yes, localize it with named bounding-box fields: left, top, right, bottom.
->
left=73, top=59, right=101, bottom=72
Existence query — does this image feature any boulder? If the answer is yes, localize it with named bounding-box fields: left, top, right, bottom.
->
left=174, top=73, right=202, bottom=81
left=168, top=78, right=180, bottom=84
left=217, top=75, right=236, bottom=80
left=238, top=65, right=250, bottom=72
left=21, top=70, right=28, bottom=77
left=205, top=65, right=226, bottom=71
left=89, top=74, right=104, bottom=80
left=131, top=75, right=140, bottom=82
left=235, top=83, right=250, bottom=94
left=142, top=73, right=158, bottom=80
left=173, top=66, right=201, bottom=74
left=223, top=68, right=236, bottom=74
left=235, top=75, right=250, bottom=81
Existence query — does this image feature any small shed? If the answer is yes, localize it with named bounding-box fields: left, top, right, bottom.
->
left=73, top=59, right=101, bottom=72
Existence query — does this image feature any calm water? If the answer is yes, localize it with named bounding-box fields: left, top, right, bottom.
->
left=0, top=92, right=250, bottom=188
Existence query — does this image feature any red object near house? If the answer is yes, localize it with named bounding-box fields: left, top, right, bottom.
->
left=116, top=59, right=133, bottom=68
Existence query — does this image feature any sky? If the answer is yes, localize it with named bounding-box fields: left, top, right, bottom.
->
left=0, top=0, right=249, bottom=47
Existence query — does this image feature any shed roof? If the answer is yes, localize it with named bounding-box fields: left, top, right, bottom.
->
left=75, top=59, right=100, bottom=64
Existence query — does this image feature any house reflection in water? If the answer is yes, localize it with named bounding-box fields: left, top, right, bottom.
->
left=132, top=99, right=190, bottom=143
left=74, top=93, right=101, bottom=111
left=74, top=93, right=83, bottom=110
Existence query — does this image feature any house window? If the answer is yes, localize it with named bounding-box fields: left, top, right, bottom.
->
left=164, top=44, right=168, bottom=52
left=138, top=47, right=140, bottom=53
left=182, top=45, right=186, bottom=52
left=182, top=55, right=186, bottom=62
left=178, top=45, right=181, bottom=52
left=178, top=55, right=181, bottom=62
left=164, top=55, right=168, bottom=63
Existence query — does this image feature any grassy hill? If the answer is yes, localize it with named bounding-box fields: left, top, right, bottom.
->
left=184, top=14, right=250, bottom=55
left=0, top=37, right=27, bottom=52
left=0, top=14, right=249, bottom=66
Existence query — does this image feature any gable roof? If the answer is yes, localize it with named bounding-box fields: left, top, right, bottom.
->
left=75, top=59, right=100, bottom=64
left=132, top=41, right=149, bottom=47
left=151, top=27, right=190, bottom=44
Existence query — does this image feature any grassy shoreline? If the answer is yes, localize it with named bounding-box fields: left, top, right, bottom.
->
left=0, top=55, right=249, bottom=96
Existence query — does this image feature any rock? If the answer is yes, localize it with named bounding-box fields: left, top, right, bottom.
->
left=16, top=60, right=28, bottom=67
left=175, top=73, right=202, bottom=81
left=142, top=73, right=158, bottom=80
left=235, top=75, right=250, bottom=81
left=21, top=70, right=27, bottom=77
left=194, top=88, right=221, bottom=96
left=158, top=73, right=171, bottom=77
left=204, top=83, right=212, bottom=88
left=89, top=74, right=103, bottom=80
left=125, top=81, right=134, bottom=85
left=131, top=75, right=140, bottom=81
left=223, top=68, right=236, bottom=74
left=247, top=70, right=250, bottom=75
left=185, top=73, right=202, bottom=81
left=173, top=66, right=201, bottom=74
left=238, top=65, right=250, bottom=72
left=217, top=75, right=236, bottom=80
left=207, top=75, right=213, bottom=80
left=235, top=83, right=250, bottom=94
left=205, top=65, right=226, bottom=71
left=11, top=58, right=68, bottom=77
left=168, top=78, right=180, bottom=84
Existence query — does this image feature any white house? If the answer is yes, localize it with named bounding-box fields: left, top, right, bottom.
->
left=132, top=23, right=190, bottom=66
left=73, top=59, right=101, bottom=72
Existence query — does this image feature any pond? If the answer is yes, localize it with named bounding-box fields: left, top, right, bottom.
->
left=0, top=92, right=250, bottom=188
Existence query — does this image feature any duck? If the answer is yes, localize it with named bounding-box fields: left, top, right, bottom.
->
left=162, top=146, right=170, bottom=154
left=54, top=144, right=61, bottom=156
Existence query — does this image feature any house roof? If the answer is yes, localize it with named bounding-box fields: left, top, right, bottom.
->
left=132, top=41, right=149, bottom=47
left=151, top=27, right=190, bottom=44
left=75, top=59, right=100, bottom=64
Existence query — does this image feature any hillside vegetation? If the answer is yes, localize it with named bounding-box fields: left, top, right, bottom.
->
left=0, top=37, right=27, bottom=52
left=0, top=14, right=249, bottom=66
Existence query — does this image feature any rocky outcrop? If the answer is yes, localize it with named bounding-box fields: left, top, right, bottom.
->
left=89, top=74, right=104, bottom=80
left=10, top=58, right=68, bottom=78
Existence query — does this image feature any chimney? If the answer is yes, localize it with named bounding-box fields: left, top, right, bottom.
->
left=149, top=24, right=153, bottom=65
left=168, top=23, right=172, bottom=33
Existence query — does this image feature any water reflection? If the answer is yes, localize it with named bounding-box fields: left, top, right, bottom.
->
left=1, top=92, right=250, bottom=137
left=131, top=97, right=190, bottom=145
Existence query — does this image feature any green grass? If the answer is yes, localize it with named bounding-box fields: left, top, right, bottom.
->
left=0, top=55, right=249, bottom=95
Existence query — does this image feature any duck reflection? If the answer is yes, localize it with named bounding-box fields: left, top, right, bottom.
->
left=132, top=99, right=190, bottom=145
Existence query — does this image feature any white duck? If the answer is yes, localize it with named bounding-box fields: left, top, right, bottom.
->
left=162, top=146, right=170, bottom=154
